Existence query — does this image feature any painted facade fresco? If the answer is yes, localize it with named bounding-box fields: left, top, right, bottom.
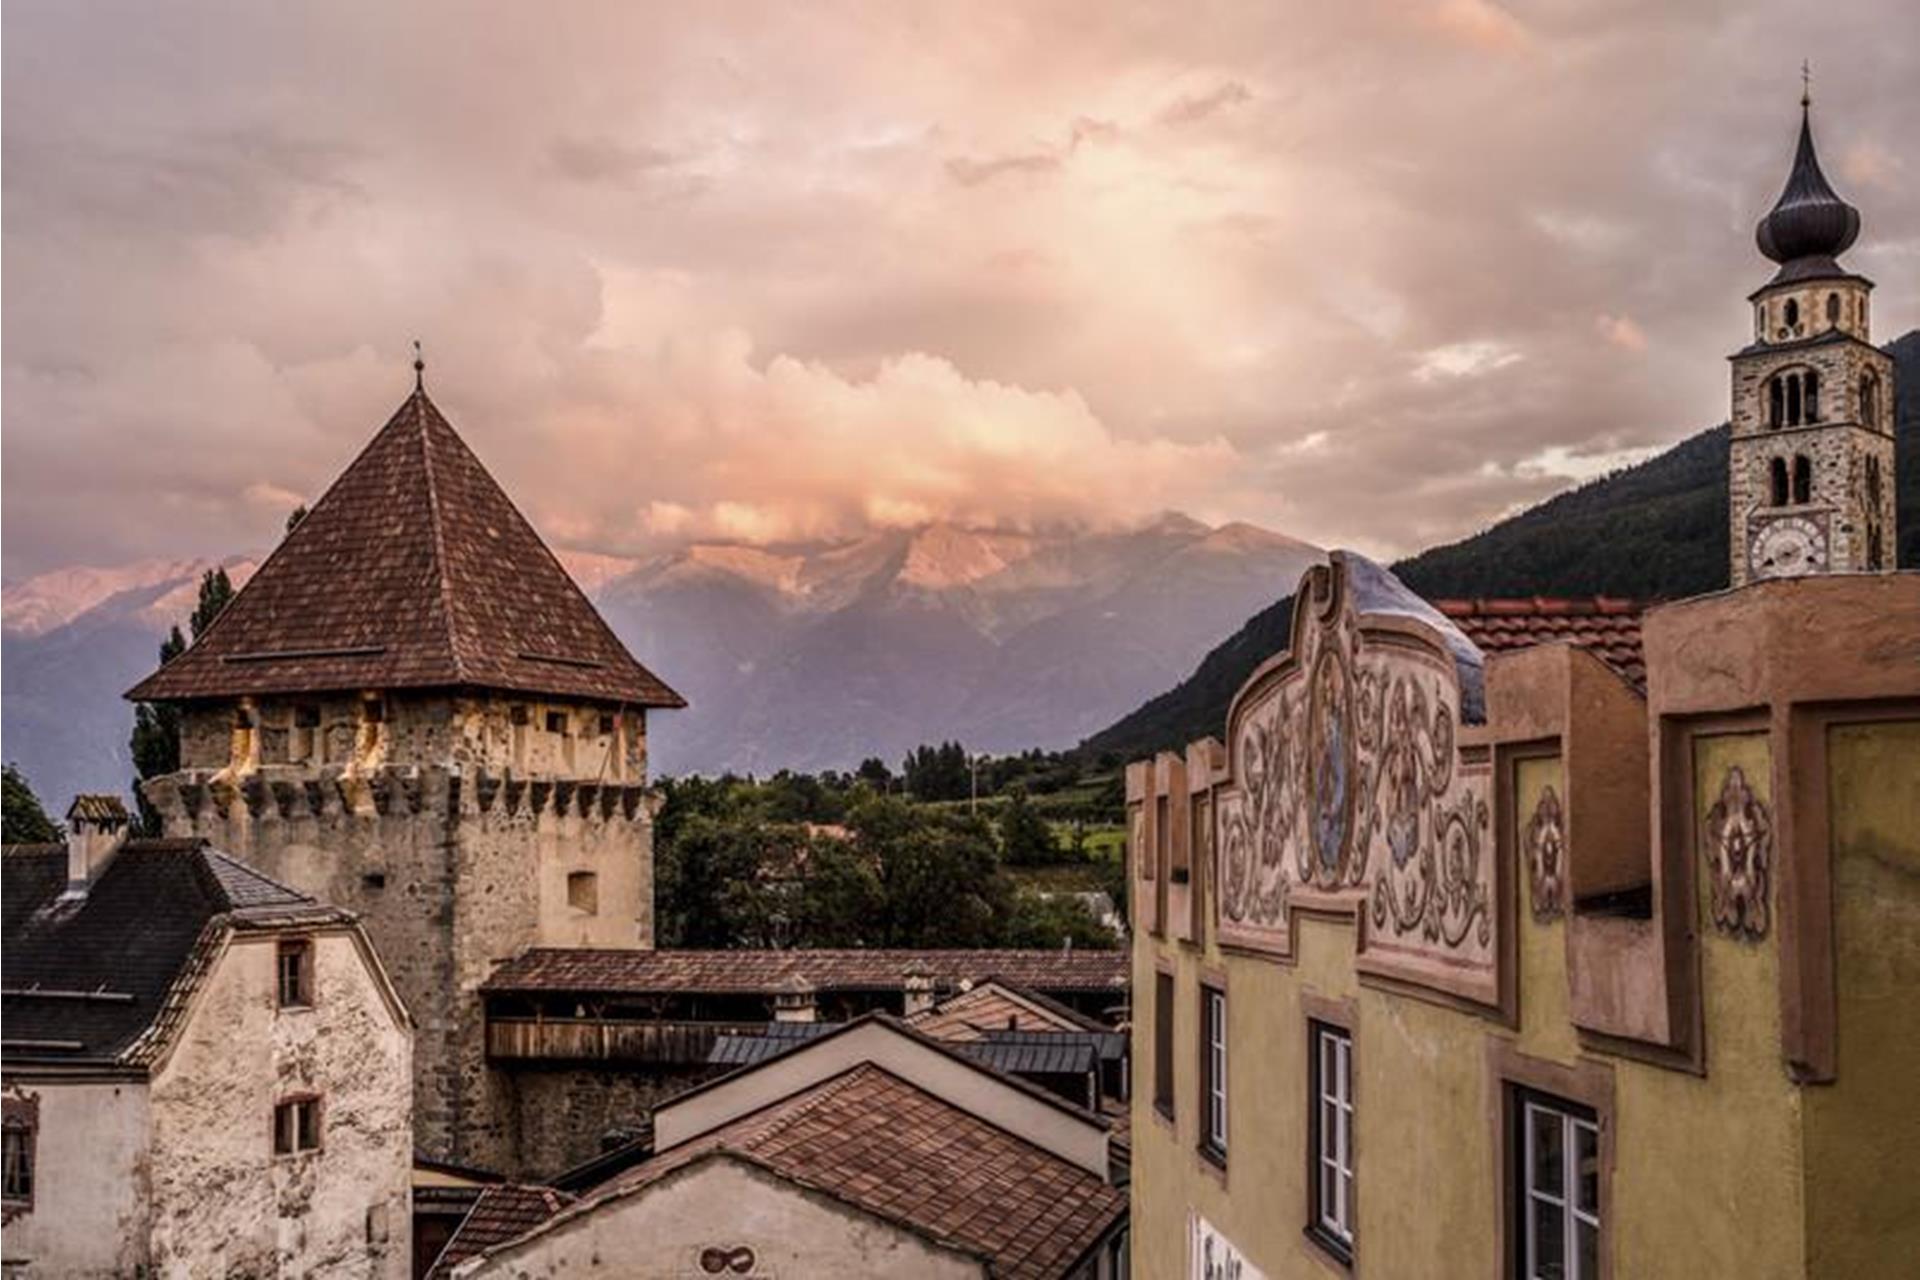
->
left=1214, top=554, right=1496, bottom=999
left=1525, top=781, right=1567, bottom=922
left=1704, top=763, right=1773, bottom=942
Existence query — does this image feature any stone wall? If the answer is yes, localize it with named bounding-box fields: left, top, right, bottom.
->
left=154, top=690, right=658, bottom=1169
left=500, top=1066, right=717, bottom=1179
left=147, top=929, right=411, bottom=1279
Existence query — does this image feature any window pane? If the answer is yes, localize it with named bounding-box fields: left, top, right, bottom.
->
left=1319, top=1161, right=1336, bottom=1227
left=298, top=1101, right=318, bottom=1150
left=274, top=1106, right=291, bottom=1155
left=1531, top=1197, right=1566, bottom=1279
left=1322, top=1100, right=1339, bottom=1161
left=1577, top=1219, right=1598, bottom=1279
left=1529, top=1107, right=1565, bottom=1198
left=1575, top=1122, right=1599, bottom=1215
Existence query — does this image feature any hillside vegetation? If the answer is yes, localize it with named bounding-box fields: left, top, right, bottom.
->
left=1085, top=330, right=1920, bottom=760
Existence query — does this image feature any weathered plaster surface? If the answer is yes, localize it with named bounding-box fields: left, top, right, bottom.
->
left=1804, top=718, right=1920, bottom=1278
left=151, top=691, right=657, bottom=1168
left=0, top=1081, right=151, bottom=1277
left=455, top=1154, right=984, bottom=1279
left=147, top=931, right=411, bottom=1279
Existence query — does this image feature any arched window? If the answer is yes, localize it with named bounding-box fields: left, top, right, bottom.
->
left=1861, top=374, right=1880, bottom=430
left=1792, top=455, right=1812, bottom=505
left=1769, top=376, right=1784, bottom=428
left=1805, top=368, right=1820, bottom=422
left=1787, top=372, right=1803, bottom=426
left=1785, top=297, right=1800, bottom=329
left=1770, top=457, right=1789, bottom=506
left=1826, top=293, right=1840, bottom=325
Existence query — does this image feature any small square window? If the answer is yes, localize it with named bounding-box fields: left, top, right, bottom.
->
left=567, top=871, right=599, bottom=915
left=295, top=705, right=322, bottom=728
left=510, top=705, right=530, bottom=727
left=273, top=1097, right=321, bottom=1156
left=277, top=940, right=313, bottom=1009
left=599, top=714, right=616, bottom=736
left=546, top=711, right=568, bottom=735
left=362, top=872, right=387, bottom=891
left=362, top=698, right=386, bottom=724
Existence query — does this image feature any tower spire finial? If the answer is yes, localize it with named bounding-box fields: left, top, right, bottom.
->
left=1801, top=59, right=1811, bottom=110
left=413, top=339, right=425, bottom=393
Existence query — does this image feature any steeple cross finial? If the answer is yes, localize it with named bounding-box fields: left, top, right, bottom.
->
left=1801, top=59, right=1811, bottom=110
left=413, top=339, right=425, bottom=392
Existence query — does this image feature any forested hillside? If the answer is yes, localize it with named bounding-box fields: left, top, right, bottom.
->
left=1086, top=330, right=1920, bottom=759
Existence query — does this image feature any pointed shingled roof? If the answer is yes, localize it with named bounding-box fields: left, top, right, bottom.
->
left=126, top=387, right=683, bottom=708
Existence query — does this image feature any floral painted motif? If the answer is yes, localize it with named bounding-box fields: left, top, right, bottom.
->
left=1704, top=765, right=1771, bottom=941
left=1220, top=690, right=1297, bottom=929
left=1526, top=784, right=1566, bottom=922
left=1307, top=645, right=1361, bottom=886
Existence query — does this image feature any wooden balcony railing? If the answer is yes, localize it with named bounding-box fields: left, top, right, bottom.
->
left=485, top=1016, right=765, bottom=1065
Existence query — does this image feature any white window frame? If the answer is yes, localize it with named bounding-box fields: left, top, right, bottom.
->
left=1311, top=1022, right=1354, bottom=1249
left=1201, top=986, right=1227, bottom=1158
left=1521, top=1097, right=1600, bottom=1279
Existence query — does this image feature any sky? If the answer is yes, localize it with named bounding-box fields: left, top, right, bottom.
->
left=4, top=0, right=1917, bottom=581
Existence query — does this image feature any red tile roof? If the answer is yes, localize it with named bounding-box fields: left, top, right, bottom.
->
left=908, top=979, right=1105, bottom=1041
left=481, top=948, right=1129, bottom=997
left=426, top=1183, right=574, bottom=1279
left=1432, top=596, right=1647, bottom=688
left=127, top=388, right=682, bottom=708
left=583, top=1065, right=1125, bottom=1280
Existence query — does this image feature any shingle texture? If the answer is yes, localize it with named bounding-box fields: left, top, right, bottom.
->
left=427, top=1184, right=575, bottom=1279
left=589, top=1065, right=1125, bottom=1280
left=1, top=839, right=347, bottom=1066
left=482, top=948, right=1129, bottom=997
left=1433, top=596, right=1647, bottom=688
left=126, top=388, right=682, bottom=708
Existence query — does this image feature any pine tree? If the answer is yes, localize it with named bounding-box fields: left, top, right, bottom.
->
left=2, top=764, right=61, bottom=844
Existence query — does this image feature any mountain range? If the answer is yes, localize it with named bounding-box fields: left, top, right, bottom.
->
left=1084, top=329, right=1920, bottom=760
left=3, top=516, right=1322, bottom=811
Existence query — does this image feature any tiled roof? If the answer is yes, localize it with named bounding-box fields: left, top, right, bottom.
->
left=908, top=978, right=1105, bottom=1041
left=427, top=1184, right=575, bottom=1279
left=1, top=839, right=349, bottom=1068
left=482, top=947, right=1129, bottom=997
left=66, top=794, right=129, bottom=825
left=586, top=1065, right=1126, bottom=1280
left=126, top=388, right=682, bottom=709
left=1432, top=596, right=1647, bottom=688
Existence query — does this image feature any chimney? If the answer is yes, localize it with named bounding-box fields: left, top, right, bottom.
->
left=772, top=973, right=817, bottom=1024
left=63, top=795, right=131, bottom=895
left=902, top=963, right=936, bottom=1018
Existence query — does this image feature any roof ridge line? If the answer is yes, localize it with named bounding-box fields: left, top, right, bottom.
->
left=414, top=392, right=465, bottom=681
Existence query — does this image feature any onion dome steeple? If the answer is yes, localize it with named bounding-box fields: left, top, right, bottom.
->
left=1754, top=91, right=1860, bottom=274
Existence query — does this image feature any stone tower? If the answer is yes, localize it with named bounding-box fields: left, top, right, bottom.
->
left=1729, top=94, right=1897, bottom=586
left=128, top=380, right=683, bottom=1166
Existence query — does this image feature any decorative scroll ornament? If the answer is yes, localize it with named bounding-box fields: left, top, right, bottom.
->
left=1367, top=674, right=1491, bottom=950
left=1220, top=691, right=1297, bottom=928
left=1526, top=784, right=1566, bottom=922
left=1704, top=765, right=1771, bottom=941
left=698, top=1245, right=758, bottom=1274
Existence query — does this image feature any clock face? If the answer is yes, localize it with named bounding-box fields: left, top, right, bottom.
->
left=1749, top=515, right=1827, bottom=579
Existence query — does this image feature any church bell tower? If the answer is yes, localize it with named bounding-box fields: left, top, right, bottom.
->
left=1729, top=88, right=1896, bottom=586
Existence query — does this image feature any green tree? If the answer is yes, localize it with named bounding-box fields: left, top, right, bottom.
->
left=2, top=765, right=61, bottom=844
left=286, top=504, right=308, bottom=535
left=129, top=568, right=235, bottom=834
left=850, top=795, right=1011, bottom=947
left=796, top=836, right=885, bottom=946
left=1002, top=889, right=1117, bottom=950
left=997, top=785, right=1059, bottom=866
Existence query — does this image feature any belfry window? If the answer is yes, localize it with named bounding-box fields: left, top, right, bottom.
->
left=1826, top=293, right=1840, bottom=325
left=1786, top=374, right=1802, bottom=427
left=1861, top=375, right=1880, bottom=430
left=1770, top=458, right=1789, bottom=507
left=1784, top=297, right=1800, bottom=330
left=1792, top=455, right=1812, bottom=505
left=1768, top=377, right=1784, bottom=428
left=1804, top=369, right=1820, bottom=422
